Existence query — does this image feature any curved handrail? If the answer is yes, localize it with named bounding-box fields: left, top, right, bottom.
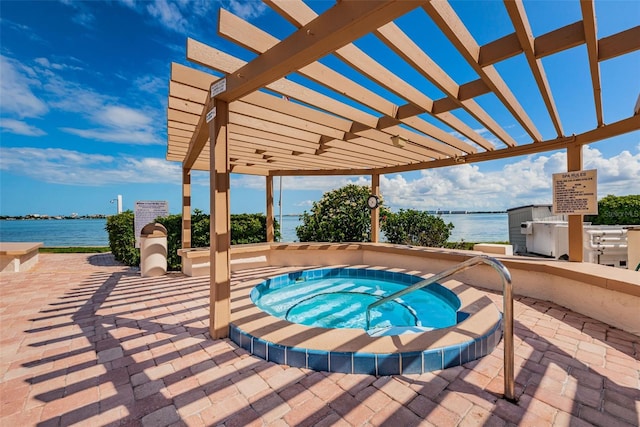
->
left=364, top=255, right=516, bottom=402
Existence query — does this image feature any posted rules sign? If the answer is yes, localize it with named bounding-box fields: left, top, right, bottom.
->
left=135, top=200, right=169, bottom=248
left=552, top=169, right=598, bottom=215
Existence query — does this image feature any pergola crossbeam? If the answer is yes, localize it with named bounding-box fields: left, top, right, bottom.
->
left=218, top=9, right=476, bottom=155
left=215, top=0, right=423, bottom=103
left=260, top=2, right=485, bottom=154
left=504, top=0, right=564, bottom=137
left=167, top=0, right=639, bottom=177
left=580, top=0, right=604, bottom=127
left=422, top=1, right=543, bottom=143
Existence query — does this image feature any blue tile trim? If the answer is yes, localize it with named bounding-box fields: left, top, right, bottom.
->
left=443, top=345, right=461, bottom=369
left=308, top=349, right=329, bottom=371
left=230, top=317, right=502, bottom=375
left=329, top=352, right=352, bottom=374
left=231, top=269, right=504, bottom=375
left=286, top=347, right=307, bottom=369
left=377, top=353, right=400, bottom=376
left=423, top=348, right=443, bottom=372
left=268, top=343, right=286, bottom=365
left=353, top=353, right=376, bottom=375
left=400, top=352, right=422, bottom=375
left=253, top=337, right=267, bottom=360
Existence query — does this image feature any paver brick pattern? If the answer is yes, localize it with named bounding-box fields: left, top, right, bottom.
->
left=1, top=253, right=638, bottom=426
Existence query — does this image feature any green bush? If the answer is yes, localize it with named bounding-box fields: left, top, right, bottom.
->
left=231, top=213, right=280, bottom=244
left=296, top=184, right=390, bottom=242
left=585, top=194, right=640, bottom=225
left=106, top=210, right=279, bottom=270
left=105, top=210, right=139, bottom=266
left=381, top=209, right=454, bottom=247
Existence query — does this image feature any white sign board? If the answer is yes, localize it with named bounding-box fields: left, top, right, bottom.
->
left=210, top=78, right=227, bottom=98
left=552, top=169, right=598, bottom=215
left=134, top=200, right=169, bottom=248
left=206, top=107, right=216, bottom=123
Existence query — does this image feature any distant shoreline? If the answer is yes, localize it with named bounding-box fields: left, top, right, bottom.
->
left=2, top=211, right=508, bottom=221
left=281, top=211, right=507, bottom=217
left=1, top=215, right=107, bottom=221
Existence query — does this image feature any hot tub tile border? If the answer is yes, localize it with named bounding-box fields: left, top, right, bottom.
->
left=230, top=311, right=503, bottom=375
left=236, top=267, right=503, bottom=375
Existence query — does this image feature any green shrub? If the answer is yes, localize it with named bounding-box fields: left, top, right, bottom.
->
left=105, top=210, right=139, bottom=266
left=107, top=210, right=279, bottom=270
left=381, top=209, right=454, bottom=247
left=585, top=194, right=640, bottom=225
left=231, top=213, right=280, bottom=244
left=296, top=184, right=390, bottom=242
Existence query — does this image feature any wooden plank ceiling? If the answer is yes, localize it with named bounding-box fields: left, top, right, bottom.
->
left=166, top=0, right=640, bottom=177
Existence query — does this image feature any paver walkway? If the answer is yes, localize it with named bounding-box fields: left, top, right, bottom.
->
left=0, top=253, right=638, bottom=426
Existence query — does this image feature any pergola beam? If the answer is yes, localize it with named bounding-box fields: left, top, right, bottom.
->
left=217, top=9, right=475, bottom=156
left=270, top=115, right=640, bottom=177
left=580, top=0, right=604, bottom=127
left=215, top=0, right=423, bottom=103
left=504, top=0, right=563, bottom=137
left=422, top=1, right=543, bottom=143
left=260, top=2, right=485, bottom=153
left=376, top=22, right=513, bottom=148
left=187, top=38, right=462, bottom=160
left=168, top=3, right=640, bottom=179
left=183, top=95, right=213, bottom=171
left=598, top=26, right=640, bottom=61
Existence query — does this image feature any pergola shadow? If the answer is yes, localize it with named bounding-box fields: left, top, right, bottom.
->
left=11, top=265, right=637, bottom=426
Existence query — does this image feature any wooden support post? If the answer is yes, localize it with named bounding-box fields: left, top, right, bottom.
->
left=567, top=144, right=583, bottom=262
left=209, top=99, right=231, bottom=339
left=182, top=168, right=192, bottom=249
left=266, top=175, right=275, bottom=242
left=371, top=174, right=380, bottom=243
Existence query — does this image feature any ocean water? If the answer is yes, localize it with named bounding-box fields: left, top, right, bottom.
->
left=279, top=213, right=508, bottom=243
left=0, top=213, right=509, bottom=247
left=0, top=219, right=109, bottom=247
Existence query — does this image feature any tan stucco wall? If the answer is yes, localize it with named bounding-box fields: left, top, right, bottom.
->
left=180, top=242, right=640, bottom=335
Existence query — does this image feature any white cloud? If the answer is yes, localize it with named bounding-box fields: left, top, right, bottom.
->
left=0, top=147, right=180, bottom=185
left=59, top=0, right=95, bottom=28
left=0, top=55, right=48, bottom=118
left=0, top=119, right=46, bottom=136
left=60, top=127, right=160, bottom=145
left=226, top=0, right=267, bottom=20
left=147, top=0, right=188, bottom=33
left=134, top=75, right=166, bottom=94
left=229, top=145, right=640, bottom=212
left=5, top=55, right=164, bottom=145
left=118, top=0, right=136, bottom=8
left=378, top=146, right=640, bottom=211
left=72, top=11, right=95, bottom=28
left=34, top=57, right=82, bottom=72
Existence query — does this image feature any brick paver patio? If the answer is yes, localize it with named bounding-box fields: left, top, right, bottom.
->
left=1, top=253, right=638, bottom=426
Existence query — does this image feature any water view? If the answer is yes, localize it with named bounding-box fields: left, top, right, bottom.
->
left=0, top=213, right=508, bottom=247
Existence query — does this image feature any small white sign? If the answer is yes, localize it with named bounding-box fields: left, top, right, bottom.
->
left=210, top=78, right=227, bottom=98
left=206, top=107, right=216, bottom=123
left=134, top=200, right=169, bottom=248
left=552, top=169, right=598, bottom=215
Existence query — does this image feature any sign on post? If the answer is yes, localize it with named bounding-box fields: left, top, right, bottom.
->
left=134, top=201, right=169, bottom=248
left=206, top=107, right=216, bottom=123
left=210, top=78, right=227, bottom=98
left=552, top=169, right=598, bottom=215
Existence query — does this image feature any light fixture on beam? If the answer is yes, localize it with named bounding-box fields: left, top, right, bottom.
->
left=390, top=135, right=407, bottom=147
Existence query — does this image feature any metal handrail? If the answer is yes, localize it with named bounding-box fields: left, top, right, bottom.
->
left=365, top=255, right=516, bottom=402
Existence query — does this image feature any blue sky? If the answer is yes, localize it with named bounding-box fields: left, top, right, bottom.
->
left=0, top=0, right=638, bottom=217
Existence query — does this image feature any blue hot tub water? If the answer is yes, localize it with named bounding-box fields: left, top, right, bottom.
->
left=232, top=267, right=503, bottom=375
left=251, top=271, right=460, bottom=332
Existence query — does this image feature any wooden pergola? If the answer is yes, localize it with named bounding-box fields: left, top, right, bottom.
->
left=166, top=0, right=640, bottom=338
